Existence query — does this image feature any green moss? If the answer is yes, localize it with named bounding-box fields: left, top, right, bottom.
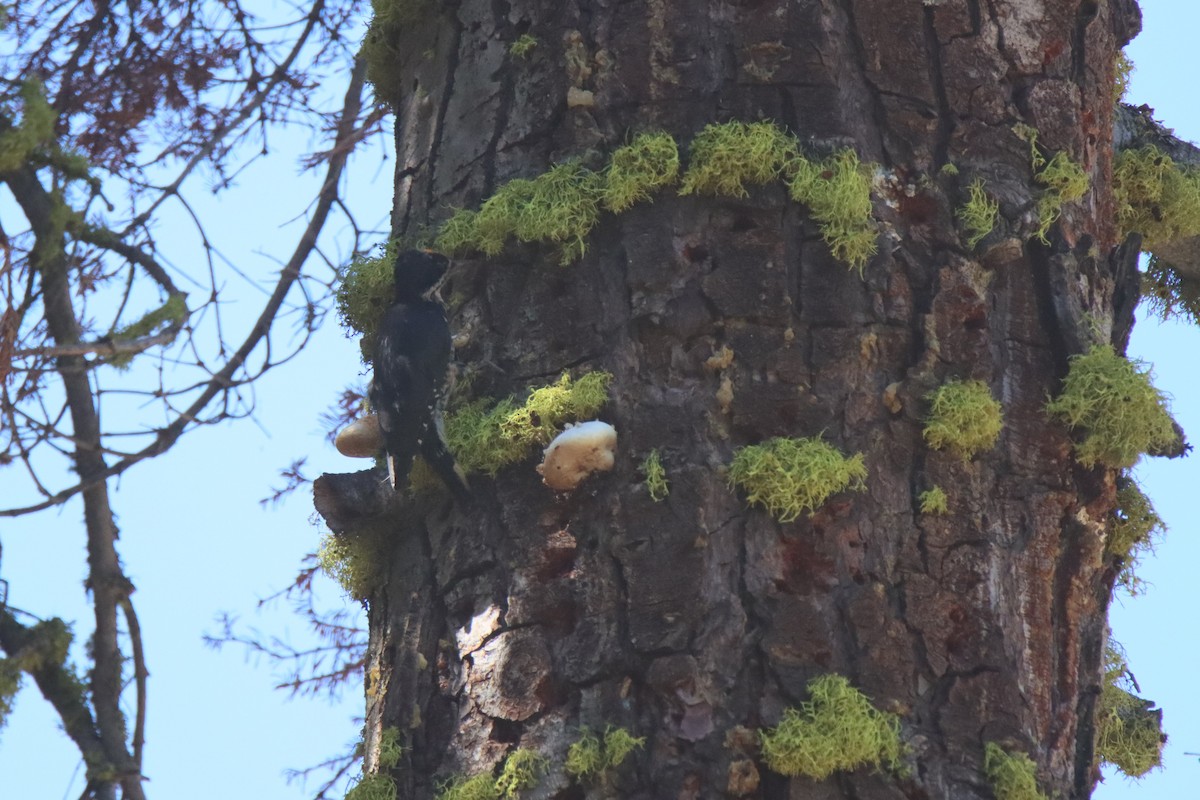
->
left=362, top=0, right=433, bottom=106
left=602, top=726, right=644, bottom=768
left=434, top=124, right=875, bottom=270
left=565, top=726, right=645, bottom=780
left=1015, top=125, right=1089, bottom=243
left=494, top=749, right=547, bottom=799
left=983, top=743, right=1046, bottom=800
left=957, top=178, right=999, bottom=249
left=788, top=149, right=877, bottom=271
left=0, top=659, right=20, bottom=730
left=565, top=731, right=604, bottom=779
left=1114, top=50, right=1133, bottom=103
left=436, top=164, right=604, bottom=264
left=435, top=372, right=612, bottom=479
left=1113, top=147, right=1200, bottom=251
left=0, top=80, right=56, bottom=172
left=336, top=242, right=396, bottom=349
left=923, top=379, right=1003, bottom=461
left=1044, top=344, right=1176, bottom=469
left=1097, top=644, right=1164, bottom=778
left=758, top=674, right=902, bottom=780
left=106, top=295, right=188, bottom=368
left=940, top=163, right=960, bottom=176
left=345, top=773, right=396, bottom=800
left=729, top=437, right=867, bottom=523
left=436, top=774, right=499, bottom=800
left=1109, top=478, right=1165, bottom=594
left=679, top=121, right=799, bottom=197
left=1141, top=255, right=1200, bottom=325
left=918, top=486, right=948, bottom=515
left=514, top=163, right=606, bottom=264
left=509, top=34, right=538, bottom=58
left=641, top=449, right=669, bottom=502
left=378, top=727, right=403, bottom=769
left=604, top=132, right=680, bottom=213
left=317, top=528, right=390, bottom=602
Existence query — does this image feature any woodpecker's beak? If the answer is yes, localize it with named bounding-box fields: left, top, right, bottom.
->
left=424, top=268, right=450, bottom=305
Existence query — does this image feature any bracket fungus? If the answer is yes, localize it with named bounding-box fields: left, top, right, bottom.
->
left=537, top=420, right=617, bottom=491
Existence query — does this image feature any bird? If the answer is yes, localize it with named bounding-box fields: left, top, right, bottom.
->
left=368, top=249, right=471, bottom=504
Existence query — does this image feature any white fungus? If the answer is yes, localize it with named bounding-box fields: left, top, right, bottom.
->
left=537, top=420, right=617, bottom=491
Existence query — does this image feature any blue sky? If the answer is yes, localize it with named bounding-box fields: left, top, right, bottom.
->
left=3, top=3, right=1200, bottom=798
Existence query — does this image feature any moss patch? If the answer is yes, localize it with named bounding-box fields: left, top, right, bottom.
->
left=362, top=0, right=433, bottom=106
left=1142, top=254, right=1200, bottom=325
left=336, top=242, right=397, bottom=350
left=508, top=34, right=537, bottom=58
left=434, top=372, right=612, bottom=479
left=317, top=527, right=391, bottom=602
left=788, top=149, right=877, bottom=271
left=678, top=120, right=799, bottom=197
left=566, top=727, right=644, bottom=780
left=1044, top=344, right=1176, bottom=469
left=957, top=178, right=999, bottom=249
left=1015, top=125, right=1088, bottom=243
left=1109, top=478, right=1165, bottom=594
left=436, top=774, right=499, bottom=800
left=1114, top=147, right=1200, bottom=251
left=923, top=379, right=1003, bottom=461
left=918, top=486, right=948, bottom=515
left=494, top=749, right=547, bottom=799
left=604, top=132, right=680, bottom=212
left=436, top=162, right=605, bottom=265
left=1097, top=644, right=1165, bottom=778
left=641, top=449, right=669, bottom=502
left=0, top=80, right=56, bottom=171
left=758, top=674, right=902, bottom=780
left=729, top=437, right=867, bottom=523
left=983, top=743, right=1046, bottom=800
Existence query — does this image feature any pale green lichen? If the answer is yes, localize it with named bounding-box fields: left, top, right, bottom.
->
left=918, top=486, right=949, bottom=515
left=509, top=34, right=537, bottom=58
left=434, top=372, right=612, bottom=479
left=494, top=749, right=547, bottom=799
left=758, top=674, right=902, bottom=780
left=1044, top=344, right=1176, bottom=469
left=679, top=120, right=799, bottom=197
left=436, top=164, right=605, bottom=265
left=1113, top=147, right=1200, bottom=252
left=344, top=728, right=403, bottom=800
left=1114, top=50, right=1133, bottom=103
left=957, top=178, right=999, bottom=249
left=984, top=742, right=1046, bottom=800
left=335, top=242, right=397, bottom=350
left=923, top=379, right=1003, bottom=461
left=1109, top=478, right=1165, bottom=595
left=362, top=0, right=433, bottom=106
left=1015, top=125, right=1089, bottom=243
left=1097, top=643, right=1165, bottom=778
left=436, top=774, right=499, bottom=800
left=602, top=726, right=645, bottom=767
left=641, top=449, right=669, bottom=502
left=565, top=725, right=646, bottom=781
left=789, top=149, right=877, bottom=271
left=1141, top=255, right=1200, bottom=325
left=729, top=437, right=867, bottom=523
left=317, top=527, right=391, bottom=602
left=0, top=80, right=56, bottom=172
left=565, top=731, right=604, bottom=779
left=604, top=132, right=680, bottom=212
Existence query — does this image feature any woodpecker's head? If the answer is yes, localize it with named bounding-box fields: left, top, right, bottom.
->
left=393, top=249, right=450, bottom=302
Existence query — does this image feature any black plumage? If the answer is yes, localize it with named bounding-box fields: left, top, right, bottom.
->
left=369, top=250, right=470, bottom=503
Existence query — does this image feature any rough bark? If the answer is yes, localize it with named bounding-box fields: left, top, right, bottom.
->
left=318, top=1, right=1146, bottom=797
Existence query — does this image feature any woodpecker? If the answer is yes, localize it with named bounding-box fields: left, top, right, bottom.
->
left=369, top=249, right=470, bottom=503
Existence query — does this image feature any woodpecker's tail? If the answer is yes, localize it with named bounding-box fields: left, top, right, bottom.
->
left=420, top=436, right=472, bottom=506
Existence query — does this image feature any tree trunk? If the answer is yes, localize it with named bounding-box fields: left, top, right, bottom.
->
left=319, top=1, right=1144, bottom=797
